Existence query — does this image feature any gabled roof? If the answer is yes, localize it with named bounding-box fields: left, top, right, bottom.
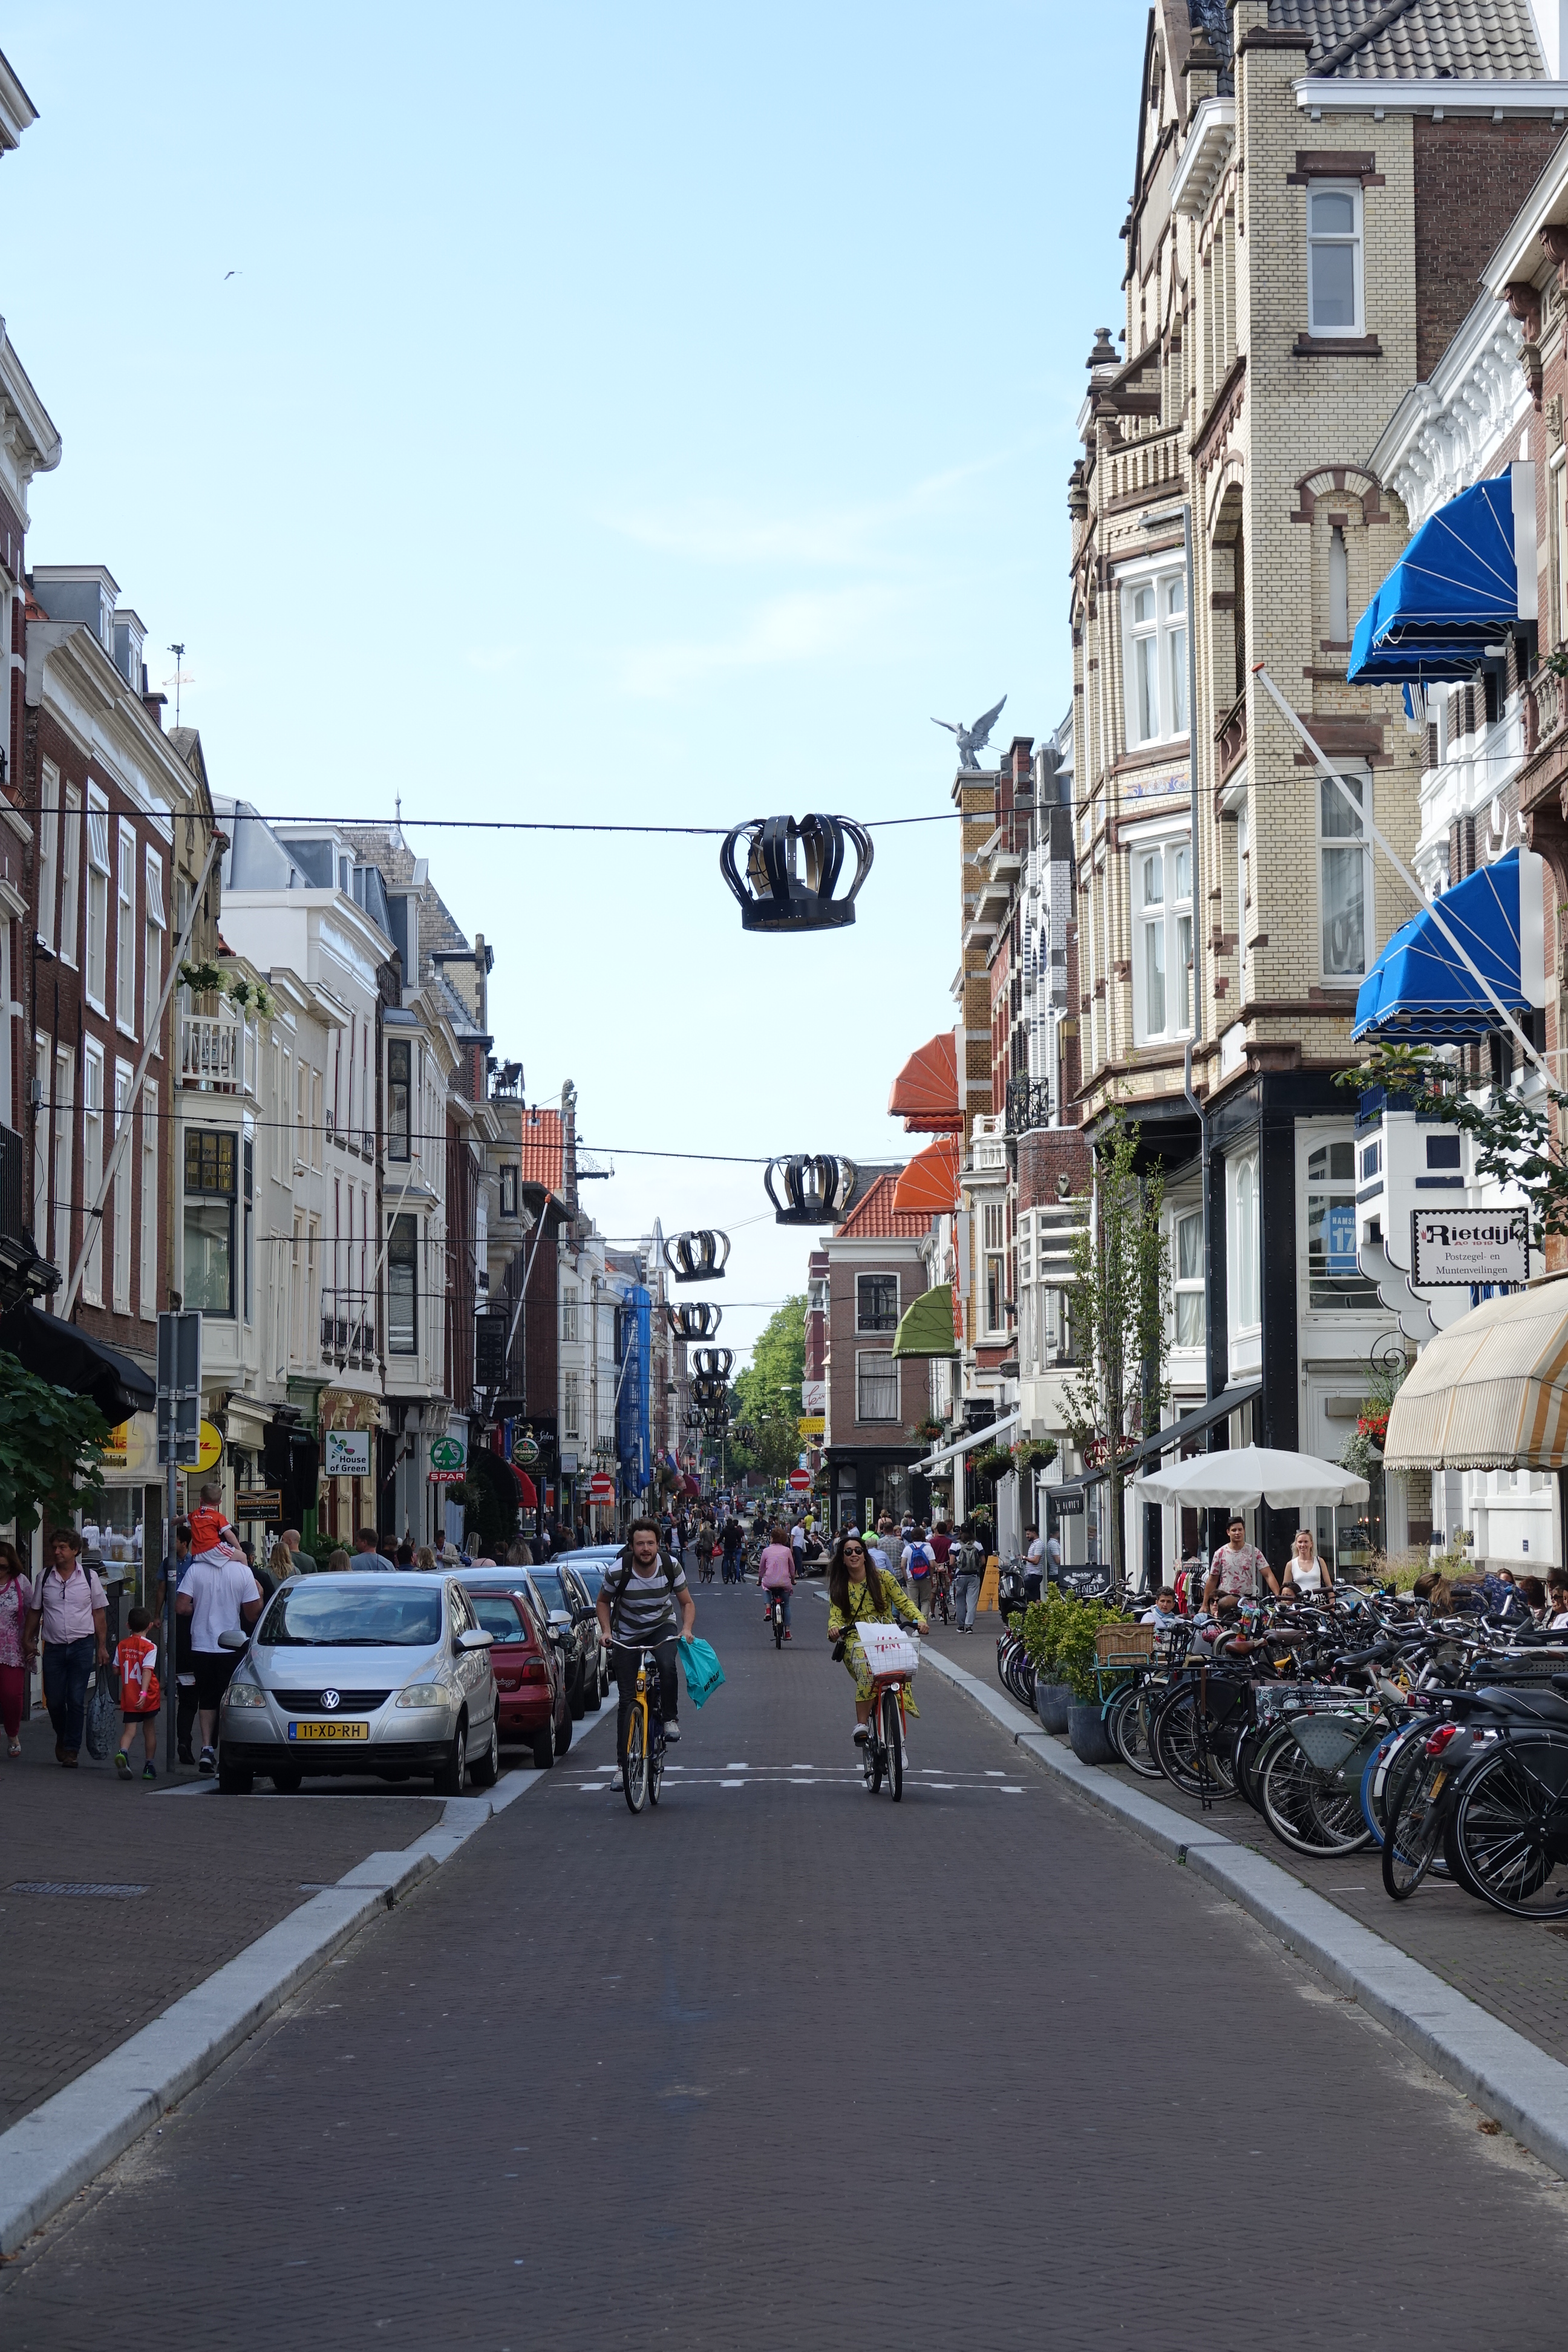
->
left=1271, top=0, right=1545, bottom=80
left=518, top=1107, right=564, bottom=1196
left=834, top=1172, right=928, bottom=1241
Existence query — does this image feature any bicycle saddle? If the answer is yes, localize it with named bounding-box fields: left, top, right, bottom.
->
left=1474, top=1684, right=1568, bottom=1728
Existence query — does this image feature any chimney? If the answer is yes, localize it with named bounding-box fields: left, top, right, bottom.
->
left=142, top=691, right=166, bottom=730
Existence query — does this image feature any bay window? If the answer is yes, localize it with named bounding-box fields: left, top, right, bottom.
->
left=183, top=1128, right=237, bottom=1316
left=388, top=1213, right=417, bottom=1353
left=387, top=1039, right=411, bottom=1161
left=1132, top=835, right=1193, bottom=1044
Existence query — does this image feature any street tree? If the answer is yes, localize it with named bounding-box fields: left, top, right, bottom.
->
left=730, top=1296, right=806, bottom=1485
left=1061, top=1114, right=1170, bottom=1596
left=0, top=1355, right=108, bottom=1540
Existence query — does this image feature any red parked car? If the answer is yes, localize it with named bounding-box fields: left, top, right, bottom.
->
left=462, top=1586, right=571, bottom=1768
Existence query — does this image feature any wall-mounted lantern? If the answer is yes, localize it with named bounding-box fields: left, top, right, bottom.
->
left=720, top=813, right=873, bottom=932
left=667, top=1302, right=721, bottom=1342
left=665, top=1229, right=731, bottom=1283
left=764, top=1154, right=858, bottom=1226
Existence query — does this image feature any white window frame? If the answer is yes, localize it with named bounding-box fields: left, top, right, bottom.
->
left=855, top=1348, right=900, bottom=1425
left=1229, top=1150, right=1260, bottom=1335
left=563, top=1370, right=581, bottom=1442
left=1302, top=1128, right=1381, bottom=1315
left=1172, top=1206, right=1204, bottom=1353
left=855, top=1271, right=900, bottom=1334
left=1130, top=826, right=1194, bottom=1046
left=140, top=1081, right=158, bottom=1318
left=59, top=783, right=80, bottom=968
left=1318, top=766, right=1372, bottom=982
left=561, top=1283, right=579, bottom=1344
left=35, top=764, right=58, bottom=952
left=1307, top=178, right=1364, bottom=338
left=144, top=847, right=166, bottom=1051
left=1120, top=557, right=1188, bottom=748
left=84, top=787, right=110, bottom=1013
left=31, top=1033, right=47, bottom=1232
left=52, top=1044, right=73, bottom=1278
left=112, top=1059, right=132, bottom=1312
left=115, top=820, right=137, bottom=1036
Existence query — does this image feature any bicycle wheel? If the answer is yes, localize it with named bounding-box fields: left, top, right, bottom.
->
left=1232, top=1720, right=1272, bottom=1813
left=1449, top=1736, right=1568, bottom=1918
left=862, top=1722, right=882, bottom=1794
left=883, top=1687, right=904, bottom=1801
left=622, top=1708, right=648, bottom=1814
left=1259, top=1726, right=1373, bottom=1858
left=648, top=1722, right=665, bottom=1806
left=1150, top=1688, right=1238, bottom=1800
left=1363, top=1720, right=1427, bottom=1852
left=1379, top=1738, right=1449, bottom=1900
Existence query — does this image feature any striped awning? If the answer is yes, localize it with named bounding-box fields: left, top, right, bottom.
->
left=887, top=1033, right=962, bottom=1133
left=1383, top=1277, right=1568, bottom=1471
left=891, top=1135, right=961, bottom=1217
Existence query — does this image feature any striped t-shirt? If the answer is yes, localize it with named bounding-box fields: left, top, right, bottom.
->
left=608, top=1555, right=688, bottom=1643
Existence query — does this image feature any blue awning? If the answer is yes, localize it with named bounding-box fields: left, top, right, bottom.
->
left=1348, top=478, right=1517, bottom=685
left=1353, top=849, right=1529, bottom=1044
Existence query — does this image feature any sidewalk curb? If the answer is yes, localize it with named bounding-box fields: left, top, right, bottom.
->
left=0, top=1714, right=613, bottom=2255
left=923, top=1644, right=1568, bottom=2181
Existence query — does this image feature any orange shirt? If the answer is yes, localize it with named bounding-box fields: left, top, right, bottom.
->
left=116, top=1633, right=161, bottom=1714
left=187, top=1504, right=234, bottom=1555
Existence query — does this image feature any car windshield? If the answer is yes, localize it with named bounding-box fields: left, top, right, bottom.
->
left=573, top=1565, right=605, bottom=1598
left=258, top=1584, right=444, bottom=1648
left=529, top=1571, right=568, bottom=1613
left=466, top=1595, right=528, bottom=1644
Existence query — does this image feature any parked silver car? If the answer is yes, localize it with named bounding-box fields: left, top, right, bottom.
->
left=217, top=1572, right=499, bottom=1795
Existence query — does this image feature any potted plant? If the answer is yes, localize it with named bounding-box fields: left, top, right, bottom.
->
left=972, top=1446, right=1016, bottom=1485
left=1021, top=1590, right=1074, bottom=1734
left=1013, top=1437, right=1057, bottom=1477
left=913, top=1416, right=946, bottom=1445
left=178, top=958, right=226, bottom=998
left=1056, top=1596, right=1125, bottom=1765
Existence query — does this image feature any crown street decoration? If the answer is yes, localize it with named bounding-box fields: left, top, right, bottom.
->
left=690, top=1371, right=729, bottom=1410
left=664, top=1229, right=732, bottom=1284
left=764, top=1154, right=858, bottom=1226
left=720, top=813, right=874, bottom=933
left=667, top=1302, right=722, bottom=1342
left=691, top=1348, right=734, bottom=1380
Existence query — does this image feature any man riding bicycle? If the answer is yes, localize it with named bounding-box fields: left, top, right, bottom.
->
left=596, top=1518, right=696, bottom=1755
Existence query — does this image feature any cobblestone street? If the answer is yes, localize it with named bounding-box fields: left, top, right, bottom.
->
left=7, top=1584, right=1568, bottom=2351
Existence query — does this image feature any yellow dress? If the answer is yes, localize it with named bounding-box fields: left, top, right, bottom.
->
left=828, top=1573, right=924, bottom=1714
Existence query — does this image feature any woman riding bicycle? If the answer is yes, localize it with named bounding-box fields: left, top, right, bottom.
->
left=826, top=1530, right=926, bottom=1748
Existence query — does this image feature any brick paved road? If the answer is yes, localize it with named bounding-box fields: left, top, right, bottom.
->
left=5, top=1581, right=1568, bottom=2351
left=2, top=1707, right=442, bottom=2129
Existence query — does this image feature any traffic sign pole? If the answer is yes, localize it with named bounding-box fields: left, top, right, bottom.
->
left=157, top=1312, right=202, bottom=1775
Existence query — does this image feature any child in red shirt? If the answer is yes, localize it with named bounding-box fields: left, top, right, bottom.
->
left=114, top=1607, right=162, bottom=1781
left=186, top=1483, right=239, bottom=1561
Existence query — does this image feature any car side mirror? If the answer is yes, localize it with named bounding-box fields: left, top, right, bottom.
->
left=457, top=1627, right=494, bottom=1651
left=217, top=1628, right=249, bottom=1651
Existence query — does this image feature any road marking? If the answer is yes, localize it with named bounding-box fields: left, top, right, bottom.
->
left=999, top=1786, right=1024, bottom=1794
left=719, top=1779, right=745, bottom=1788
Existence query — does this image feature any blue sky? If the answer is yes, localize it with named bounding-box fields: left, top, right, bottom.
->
left=4, top=0, right=1147, bottom=1365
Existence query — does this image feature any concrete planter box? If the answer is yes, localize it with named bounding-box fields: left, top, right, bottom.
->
left=1035, top=1681, right=1073, bottom=1734
left=1068, top=1700, right=1116, bottom=1766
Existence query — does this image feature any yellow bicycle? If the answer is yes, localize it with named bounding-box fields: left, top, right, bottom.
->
left=622, top=1645, right=667, bottom=1814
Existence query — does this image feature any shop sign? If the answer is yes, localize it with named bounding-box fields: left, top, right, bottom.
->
left=430, top=1435, right=466, bottom=1474
left=238, top=1489, right=283, bottom=1524
left=797, top=1415, right=825, bottom=1439
left=512, top=1425, right=540, bottom=1468
left=1410, top=1206, right=1530, bottom=1287
left=323, top=1429, right=372, bottom=1478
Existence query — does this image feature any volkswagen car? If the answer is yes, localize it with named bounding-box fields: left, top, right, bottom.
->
left=217, top=1572, right=499, bottom=1795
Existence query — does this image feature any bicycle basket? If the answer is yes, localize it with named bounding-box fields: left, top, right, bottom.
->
left=1289, top=1714, right=1367, bottom=1772
left=857, top=1622, right=919, bottom=1681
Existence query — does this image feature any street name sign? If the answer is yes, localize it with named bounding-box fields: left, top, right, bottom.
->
left=1410, top=1206, right=1529, bottom=1287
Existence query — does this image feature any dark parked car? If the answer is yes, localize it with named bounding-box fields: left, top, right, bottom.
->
left=521, top=1562, right=608, bottom=1719
left=462, top=1586, right=570, bottom=1768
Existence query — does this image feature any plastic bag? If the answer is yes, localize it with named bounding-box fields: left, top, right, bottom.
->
left=677, top=1635, right=725, bottom=1708
left=83, top=1666, right=119, bottom=1760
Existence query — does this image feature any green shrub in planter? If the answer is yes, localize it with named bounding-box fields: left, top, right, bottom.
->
left=1052, top=1596, right=1129, bottom=1702
left=1018, top=1590, right=1073, bottom=1678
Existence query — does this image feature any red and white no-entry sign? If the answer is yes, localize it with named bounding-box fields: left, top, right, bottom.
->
left=786, top=1468, right=812, bottom=1492
left=589, top=1474, right=616, bottom=1504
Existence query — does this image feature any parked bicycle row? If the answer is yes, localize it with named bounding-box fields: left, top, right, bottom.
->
left=999, top=1580, right=1568, bottom=1922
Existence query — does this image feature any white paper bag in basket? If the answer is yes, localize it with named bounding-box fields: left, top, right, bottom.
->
left=857, top=1621, right=919, bottom=1680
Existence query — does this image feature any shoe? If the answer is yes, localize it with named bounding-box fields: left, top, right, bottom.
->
left=114, top=1749, right=131, bottom=1780
left=198, top=1746, right=215, bottom=1775
left=7, top=1739, right=19, bottom=1757
left=142, top=1763, right=157, bottom=1781
left=54, top=1739, right=67, bottom=1763
left=853, top=1724, right=869, bottom=1746
left=59, top=1749, right=78, bottom=1768
left=784, top=1629, right=792, bottom=1641
left=178, top=1746, right=195, bottom=1767
left=663, top=1721, right=681, bottom=1744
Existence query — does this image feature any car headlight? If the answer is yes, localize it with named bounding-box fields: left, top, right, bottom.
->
left=225, top=1684, right=268, bottom=1709
left=396, top=1682, right=451, bottom=1709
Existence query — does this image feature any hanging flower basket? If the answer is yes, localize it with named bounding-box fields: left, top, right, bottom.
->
left=913, top=1417, right=946, bottom=1443
left=1013, top=1439, right=1058, bottom=1476
left=972, top=1447, right=1016, bottom=1485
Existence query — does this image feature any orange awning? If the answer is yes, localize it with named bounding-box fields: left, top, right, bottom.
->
left=887, top=1032, right=962, bottom=1132
left=891, top=1134, right=961, bottom=1216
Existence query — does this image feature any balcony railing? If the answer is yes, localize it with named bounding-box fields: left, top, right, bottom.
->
left=1005, top=1076, right=1052, bottom=1137
left=970, top=1114, right=1007, bottom=1172
left=180, top=1007, right=241, bottom=1091
left=1215, top=686, right=1247, bottom=782
left=320, top=1289, right=377, bottom=1369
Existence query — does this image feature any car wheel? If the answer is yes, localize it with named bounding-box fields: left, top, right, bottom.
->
left=433, top=1720, right=468, bottom=1796
left=531, top=1726, right=555, bottom=1769
left=554, top=1708, right=573, bottom=1757
left=471, top=1717, right=500, bottom=1788
left=270, top=1768, right=303, bottom=1794
left=217, top=1749, right=254, bottom=1795
left=568, top=1662, right=586, bottom=1722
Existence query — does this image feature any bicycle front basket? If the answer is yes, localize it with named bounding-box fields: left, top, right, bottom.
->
left=1289, top=1713, right=1366, bottom=1772
left=857, top=1622, right=919, bottom=1681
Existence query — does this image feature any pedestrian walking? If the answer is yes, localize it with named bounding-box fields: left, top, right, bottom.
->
left=904, top=1527, right=933, bottom=1617
left=351, top=1526, right=396, bottom=1573
left=154, top=1521, right=199, bottom=1763
left=877, top=1515, right=906, bottom=1587
left=0, top=1540, right=32, bottom=1758
left=23, top=1529, right=109, bottom=1767
left=267, top=1537, right=295, bottom=1588
left=279, top=1526, right=318, bottom=1575
left=177, top=1547, right=263, bottom=1774
left=950, top=1525, right=985, bottom=1634
left=113, top=1607, right=163, bottom=1781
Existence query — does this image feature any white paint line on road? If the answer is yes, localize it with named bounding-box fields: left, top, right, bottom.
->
left=0, top=1705, right=618, bottom=2256
left=921, top=1642, right=1568, bottom=2185
left=719, top=1779, right=745, bottom=1788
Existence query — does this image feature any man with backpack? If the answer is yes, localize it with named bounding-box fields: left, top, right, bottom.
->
left=595, top=1517, right=696, bottom=1756
left=950, top=1524, right=987, bottom=1634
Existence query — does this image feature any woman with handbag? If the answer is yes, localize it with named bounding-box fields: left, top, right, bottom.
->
left=826, top=1532, right=926, bottom=1748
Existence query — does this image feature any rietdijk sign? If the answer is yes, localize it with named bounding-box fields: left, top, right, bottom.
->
left=1411, top=1207, right=1529, bottom=1287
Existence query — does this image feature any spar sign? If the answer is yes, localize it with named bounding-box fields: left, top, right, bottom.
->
left=1410, top=1206, right=1530, bottom=1288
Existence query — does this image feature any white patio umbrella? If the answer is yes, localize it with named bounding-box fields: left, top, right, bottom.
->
left=1131, top=1445, right=1368, bottom=1511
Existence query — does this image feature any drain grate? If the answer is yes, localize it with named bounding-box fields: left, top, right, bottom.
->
left=8, top=1881, right=148, bottom=1898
